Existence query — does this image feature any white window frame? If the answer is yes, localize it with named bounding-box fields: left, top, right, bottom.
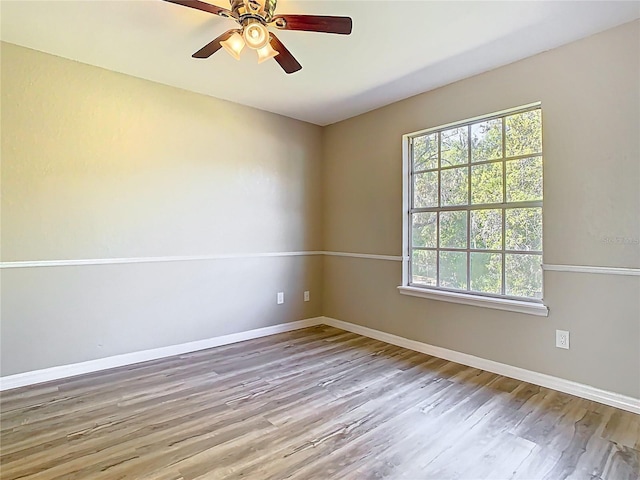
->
left=398, top=103, right=549, bottom=317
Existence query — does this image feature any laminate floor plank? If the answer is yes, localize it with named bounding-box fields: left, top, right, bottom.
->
left=210, top=367, right=428, bottom=477
left=1, top=325, right=638, bottom=480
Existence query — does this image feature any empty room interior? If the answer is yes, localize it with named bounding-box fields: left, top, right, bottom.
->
left=1, top=1, right=639, bottom=479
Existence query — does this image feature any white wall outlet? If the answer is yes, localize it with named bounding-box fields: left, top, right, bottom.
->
left=556, top=330, right=570, bottom=349
left=304, top=291, right=310, bottom=302
left=277, top=292, right=284, bottom=305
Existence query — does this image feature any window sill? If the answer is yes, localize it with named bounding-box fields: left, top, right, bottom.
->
left=397, top=286, right=549, bottom=317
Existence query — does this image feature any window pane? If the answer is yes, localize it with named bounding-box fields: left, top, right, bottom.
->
left=414, top=171, right=438, bottom=208
left=439, top=211, right=467, bottom=249
left=441, top=127, right=468, bottom=167
left=470, top=209, right=502, bottom=250
left=471, top=162, right=503, bottom=204
left=506, top=208, right=542, bottom=251
left=441, top=166, right=468, bottom=206
left=412, top=213, right=437, bottom=248
left=506, top=156, right=542, bottom=202
left=505, top=110, right=542, bottom=157
left=413, top=133, right=438, bottom=171
left=412, top=250, right=436, bottom=286
left=471, top=253, right=502, bottom=294
left=471, top=119, right=502, bottom=162
left=439, top=251, right=467, bottom=290
left=505, top=254, right=542, bottom=299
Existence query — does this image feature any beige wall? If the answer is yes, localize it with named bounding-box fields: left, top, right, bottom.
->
left=323, top=20, right=640, bottom=398
left=1, top=42, right=323, bottom=375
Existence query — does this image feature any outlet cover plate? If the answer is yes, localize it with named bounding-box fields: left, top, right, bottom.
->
left=304, top=291, right=310, bottom=302
left=556, top=330, right=570, bottom=349
left=277, top=292, right=284, bottom=305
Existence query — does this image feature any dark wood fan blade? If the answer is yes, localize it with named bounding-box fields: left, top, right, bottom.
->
left=192, top=30, right=235, bottom=58
left=269, top=33, right=302, bottom=74
left=271, top=15, right=352, bottom=35
left=163, top=0, right=232, bottom=17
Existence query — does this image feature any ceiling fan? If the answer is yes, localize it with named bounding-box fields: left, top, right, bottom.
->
left=163, top=0, right=353, bottom=74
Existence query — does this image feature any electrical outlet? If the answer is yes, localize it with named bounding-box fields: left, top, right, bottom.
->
left=304, top=291, right=310, bottom=302
left=277, top=292, right=284, bottom=305
left=556, top=330, right=570, bottom=349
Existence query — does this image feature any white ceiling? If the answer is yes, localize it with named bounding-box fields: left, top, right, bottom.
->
left=1, top=1, right=639, bottom=125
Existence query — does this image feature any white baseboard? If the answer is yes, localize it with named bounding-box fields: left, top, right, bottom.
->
left=4, top=315, right=638, bottom=415
left=321, top=316, right=640, bottom=415
left=0, top=317, right=324, bottom=391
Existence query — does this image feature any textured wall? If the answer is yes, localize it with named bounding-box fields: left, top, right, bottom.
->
left=1, top=43, right=323, bottom=375
left=322, top=21, right=640, bottom=398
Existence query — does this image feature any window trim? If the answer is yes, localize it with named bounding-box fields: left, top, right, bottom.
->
left=397, top=286, right=549, bottom=316
left=400, top=102, right=548, bottom=316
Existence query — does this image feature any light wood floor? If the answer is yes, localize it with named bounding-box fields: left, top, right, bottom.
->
left=1, top=326, right=639, bottom=480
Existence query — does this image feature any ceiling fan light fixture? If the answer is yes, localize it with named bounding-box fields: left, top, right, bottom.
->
left=162, top=0, right=353, bottom=74
left=243, top=21, right=269, bottom=50
left=220, top=32, right=245, bottom=60
left=256, top=42, right=279, bottom=63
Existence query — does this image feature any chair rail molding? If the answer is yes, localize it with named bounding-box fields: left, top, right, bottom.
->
left=542, top=264, right=640, bottom=276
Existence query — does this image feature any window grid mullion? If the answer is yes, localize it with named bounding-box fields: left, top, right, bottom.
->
left=410, top=138, right=416, bottom=282
left=436, top=132, right=441, bottom=287
left=414, top=151, right=542, bottom=174
left=501, top=116, right=507, bottom=295
left=408, top=136, right=413, bottom=284
left=466, top=124, right=472, bottom=291
left=413, top=247, right=542, bottom=255
left=410, top=200, right=542, bottom=214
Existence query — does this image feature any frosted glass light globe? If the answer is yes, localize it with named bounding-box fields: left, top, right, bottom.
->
left=243, top=22, right=269, bottom=50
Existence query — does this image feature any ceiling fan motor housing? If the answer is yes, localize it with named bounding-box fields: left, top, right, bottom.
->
left=230, top=0, right=277, bottom=23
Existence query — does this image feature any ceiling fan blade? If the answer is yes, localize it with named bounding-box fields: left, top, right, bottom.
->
left=269, top=34, right=302, bottom=74
left=271, top=15, right=352, bottom=35
left=163, top=0, right=233, bottom=18
left=192, top=30, right=235, bottom=58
